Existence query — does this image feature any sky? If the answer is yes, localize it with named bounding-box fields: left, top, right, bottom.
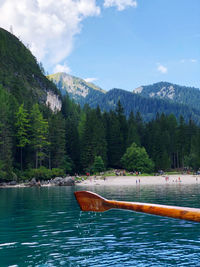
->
left=0, top=0, right=199, bottom=91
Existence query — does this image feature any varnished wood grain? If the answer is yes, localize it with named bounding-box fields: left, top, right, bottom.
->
left=74, top=191, right=200, bottom=222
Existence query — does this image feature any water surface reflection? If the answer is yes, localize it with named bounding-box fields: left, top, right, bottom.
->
left=0, top=184, right=200, bottom=266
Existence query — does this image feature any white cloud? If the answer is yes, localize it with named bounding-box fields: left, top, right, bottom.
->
left=0, top=0, right=137, bottom=72
left=104, top=0, right=137, bottom=11
left=190, top=59, right=197, bottom=63
left=84, top=77, right=98, bottom=83
left=0, top=0, right=100, bottom=68
left=157, top=64, right=168, bottom=74
left=54, top=64, right=71, bottom=74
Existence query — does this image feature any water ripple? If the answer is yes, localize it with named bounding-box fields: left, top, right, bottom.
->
left=0, top=185, right=200, bottom=266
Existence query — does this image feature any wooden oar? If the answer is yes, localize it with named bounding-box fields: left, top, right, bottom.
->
left=74, top=191, right=200, bottom=222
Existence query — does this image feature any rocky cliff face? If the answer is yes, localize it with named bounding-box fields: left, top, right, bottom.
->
left=46, top=91, right=62, bottom=112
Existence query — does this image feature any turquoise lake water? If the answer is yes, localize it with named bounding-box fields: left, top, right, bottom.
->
left=0, top=184, right=200, bottom=266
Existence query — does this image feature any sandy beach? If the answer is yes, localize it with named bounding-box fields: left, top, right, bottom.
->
left=1, top=174, right=199, bottom=188
left=77, top=174, right=200, bottom=186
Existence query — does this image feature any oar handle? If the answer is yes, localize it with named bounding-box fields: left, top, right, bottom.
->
left=106, top=200, right=200, bottom=222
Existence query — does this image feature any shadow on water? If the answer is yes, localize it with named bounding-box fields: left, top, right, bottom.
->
left=0, top=184, right=200, bottom=266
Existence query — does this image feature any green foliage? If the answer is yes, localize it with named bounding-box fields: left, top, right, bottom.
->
left=80, top=107, right=107, bottom=170
left=92, top=156, right=105, bottom=173
left=15, top=104, right=30, bottom=148
left=30, top=104, right=50, bottom=168
left=121, top=143, right=154, bottom=173
left=184, top=154, right=200, bottom=171
left=0, top=161, right=6, bottom=180
left=26, top=167, right=51, bottom=180
left=15, top=104, right=30, bottom=170
left=51, top=168, right=65, bottom=177
left=49, top=112, right=66, bottom=169
left=61, top=155, right=73, bottom=174
left=0, top=87, right=14, bottom=175
left=25, top=166, right=65, bottom=180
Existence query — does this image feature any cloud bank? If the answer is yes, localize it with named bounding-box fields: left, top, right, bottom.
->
left=0, top=0, right=137, bottom=72
left=0, top=0, right=100, bottom=68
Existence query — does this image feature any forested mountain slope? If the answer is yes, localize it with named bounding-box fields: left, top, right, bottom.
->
left=49, top=72, right=200, bottom=124
left=89, top=88, right=200, bottom=124
left=0, top=27, right=61, bottom=107
left=134, top=82, right=200, bottom=112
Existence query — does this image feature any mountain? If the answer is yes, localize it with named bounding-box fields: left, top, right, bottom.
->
left=134, top=82, right=200, bottom=112
left=47, top=72, right=105, bottom=106
left=89, top=88, right=200, bottom=123
left=49, top=72, right=200, bottom=124
left=0, top=27, right=61, bottom=111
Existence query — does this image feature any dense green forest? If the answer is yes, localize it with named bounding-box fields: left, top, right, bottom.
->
left=1, top=27, right=200, bottom=181
left=1, top=86, right=200, bottom=181
left=89, top=88, right=200, bottom=124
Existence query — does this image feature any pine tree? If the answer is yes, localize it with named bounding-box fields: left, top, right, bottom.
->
left=15, top=104, right=30, bottom=170
left=127, top=112, right=140, bottom=147
left=176, top=116, right=187, bottom=168
left=49, top=112, right=66, bottom=169
left=30, top=104, right=50, bottom=168
left=80, top=107, right=107, bottom=171
left=116, top=100, right=128, bottom=154
left=92, top=156, right=105, bottom=173
left=0, top=88, right=13, bottom=178
left=80, top=112, right=94, bottom=171
left=106, top=111, right=121, bottom=167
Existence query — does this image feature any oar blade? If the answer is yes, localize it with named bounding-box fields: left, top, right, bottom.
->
left=74, top=191, right=110, bottom=212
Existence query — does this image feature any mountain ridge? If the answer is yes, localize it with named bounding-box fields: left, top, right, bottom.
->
left=49, top=72, right=200, bottom=123
left=133, top=81, right=200, bottom=111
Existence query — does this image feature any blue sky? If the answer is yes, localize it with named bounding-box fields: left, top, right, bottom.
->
left=0, top=0, right=199, bottom=91
left=68, top=0, right=200, bottom=90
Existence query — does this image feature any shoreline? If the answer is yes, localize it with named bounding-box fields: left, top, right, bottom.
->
left=0, top=174, right=199, bottom=188
left=77, top=174, right=200, bottom=187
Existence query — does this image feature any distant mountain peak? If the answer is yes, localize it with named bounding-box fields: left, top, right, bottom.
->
left=48, top=72, right=105, bottom=98
left=134, top=81, right=176, bottom=100
left=133, top=81, right=200, bottom=111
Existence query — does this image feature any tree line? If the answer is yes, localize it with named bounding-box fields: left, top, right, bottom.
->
left=1, top=85, right=200, bottom=181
